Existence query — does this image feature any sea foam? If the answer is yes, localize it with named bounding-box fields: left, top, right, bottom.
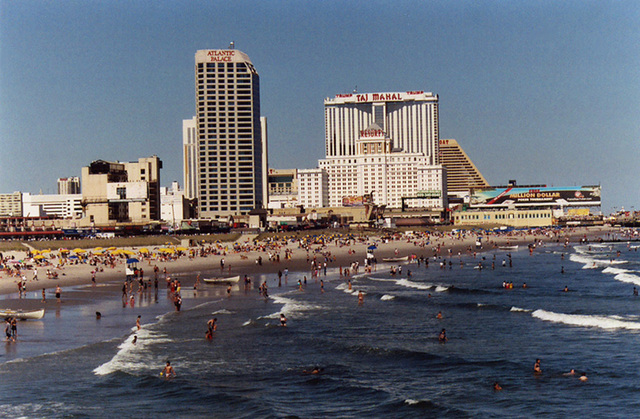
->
left=532, top=309, right=640, bottom=330
left=93, top=329, right=172, bottom=376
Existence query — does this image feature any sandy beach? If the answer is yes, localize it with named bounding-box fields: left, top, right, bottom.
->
left=0, top=226, right=617, bottom=311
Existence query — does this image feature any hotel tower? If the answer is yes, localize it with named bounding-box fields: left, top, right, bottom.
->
left=315, top=91, right=447, bottom=209
left=194, top=47, right=266, bottom=218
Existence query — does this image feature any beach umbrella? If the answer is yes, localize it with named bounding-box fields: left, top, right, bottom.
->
left=34, top=255, right=45, bottom=260
left=175, top=246, right=188, bottom=252
left=41, top=249, right=51, bottom=254
left=122, top=250, right=136, bottom=256
left=107, top=247, right=117, bottom=251
left=59, top=248, right=70, bottom=253
left=367, top=245, right=377, bottom=250
left=94, top=247, right=104, bottom=252
left=32, top=250, right=41, bottom=255
left=126, top=258, right=140, bottom=264
left=69, top=255, right=79, bottom=259
left=139, top=248, right=150, bottom=254
left=73, top=248, right=86, bottom=253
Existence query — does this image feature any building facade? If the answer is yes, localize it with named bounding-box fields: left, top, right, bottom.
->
left=267, top=168, right=298, bottom=209
left=22, top=193, right=82, bottom=219
left=298, top=168, right=329, bottom=209
left=453, top=208, right=554, bottom=228
left=324, top=91, right=439, bottom=162
left=194, top=47, right=266, bottom=218
left=0, top=192, right=22, bottom=217
left=318, top=123, right=447, bottom=209
left=80, top=156, right=162, bottom=226
left=57, top=177, right=81, bottom=195
left=160, top=181, right=190, bottom=227
left=182, top=116, right=198, bottom=200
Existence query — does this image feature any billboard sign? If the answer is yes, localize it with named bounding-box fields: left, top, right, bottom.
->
left=342, top=195, right=372, bottom=207
left=470, top=186, right=601, bottom=207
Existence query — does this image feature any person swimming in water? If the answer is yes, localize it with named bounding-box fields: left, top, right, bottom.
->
left=303, top=366, right=323, bottom=375
left=280, top=313, right=287, bottom=327
left=439, top=328, right=448, bottom=343
left=493, top=382, right=502, bottom=391
left=533, top=359, right=542, bottom=373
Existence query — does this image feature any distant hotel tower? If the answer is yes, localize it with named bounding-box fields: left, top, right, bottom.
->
left=57, top=177, right=81, bottom=195
left=315, top=91, right=447, bottom=209
left=182, top=116, right=197, bottom=200
left=194, top=46, right=267, bottom=218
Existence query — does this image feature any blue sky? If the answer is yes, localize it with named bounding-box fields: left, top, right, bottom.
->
left=1, top=0, right=638, bottom=213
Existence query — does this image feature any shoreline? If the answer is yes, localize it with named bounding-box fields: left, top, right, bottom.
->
left=0, top=226, right=618, bottom=310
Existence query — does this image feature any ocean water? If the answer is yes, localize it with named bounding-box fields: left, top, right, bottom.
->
left=2, top=241, right=640, bottom=417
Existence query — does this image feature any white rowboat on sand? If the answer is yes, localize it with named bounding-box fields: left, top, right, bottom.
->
left=0, top=308, right=45, bottom=320
left=203, top=275, right=241, bottom=284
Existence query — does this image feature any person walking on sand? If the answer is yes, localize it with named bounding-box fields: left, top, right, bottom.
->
left=55, top=285, right=61, bottom=303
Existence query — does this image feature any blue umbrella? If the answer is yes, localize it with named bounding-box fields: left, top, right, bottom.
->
left=126, top=258, right=140, bottom=264
left=68, top=255, right=79, bottom=259
left=367, top=245, right=377, bottom=250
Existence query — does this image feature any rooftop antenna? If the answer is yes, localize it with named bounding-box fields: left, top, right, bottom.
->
left=229, top=41, right=235, bottom=49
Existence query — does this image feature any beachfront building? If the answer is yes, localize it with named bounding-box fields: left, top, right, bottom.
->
left=438, top=139, right=489, bottom=194
left=57, top=177, right=81, bottom=195
left=80, top=156, right=162, bottom=226
left=182, top=116, right=198, bottom=200
left=194, top=46, right=267, bottom=218
left=22, top=193, right=82, bottom=219
left=453, top=208, right=554, bottom=228
left=0, top=192, right=23, bottom=217
left=267, top=168, right=299, bottom=209
left=311, top=91, right=447, bottom=211
left=160, top=182, right=191, bottom=228
left=298, top=168, right=329, bottom=209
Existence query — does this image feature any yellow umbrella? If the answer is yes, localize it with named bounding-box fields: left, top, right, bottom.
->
left=159, top=248, right=175, bottom=254
left=41, top=249, right=51, bottom=253
left=59, top=248, right=70, bottom=253
left=111, top=249, right=124, bottom=255
left=94, top=247, right=104, bottom=251
left=73, top=248, right=86, bottom=253
left=34, top=255, right=45, bottom=259
left=175, top=247, right=188, bottom=252
left=139, top=248, right=150, bottom=254
left=122, top=250, right=136, bottom=256
left=32, top=250, right=41, bottom=255
left=107, top=247, right=117, bottom=251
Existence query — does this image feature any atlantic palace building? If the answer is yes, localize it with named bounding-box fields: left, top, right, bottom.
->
left=193, top=47, right=267, bottom=218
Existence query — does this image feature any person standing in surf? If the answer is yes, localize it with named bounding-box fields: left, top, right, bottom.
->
left=161, top=361, right=175, bottom=378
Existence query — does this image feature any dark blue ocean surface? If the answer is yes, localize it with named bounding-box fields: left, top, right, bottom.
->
left=1, top=242, right=640, bottom=417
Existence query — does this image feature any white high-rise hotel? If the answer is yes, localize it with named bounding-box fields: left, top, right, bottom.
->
left=191, top=48, right=267, bottom=218
left=311, top=91, right=447, bottom=209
